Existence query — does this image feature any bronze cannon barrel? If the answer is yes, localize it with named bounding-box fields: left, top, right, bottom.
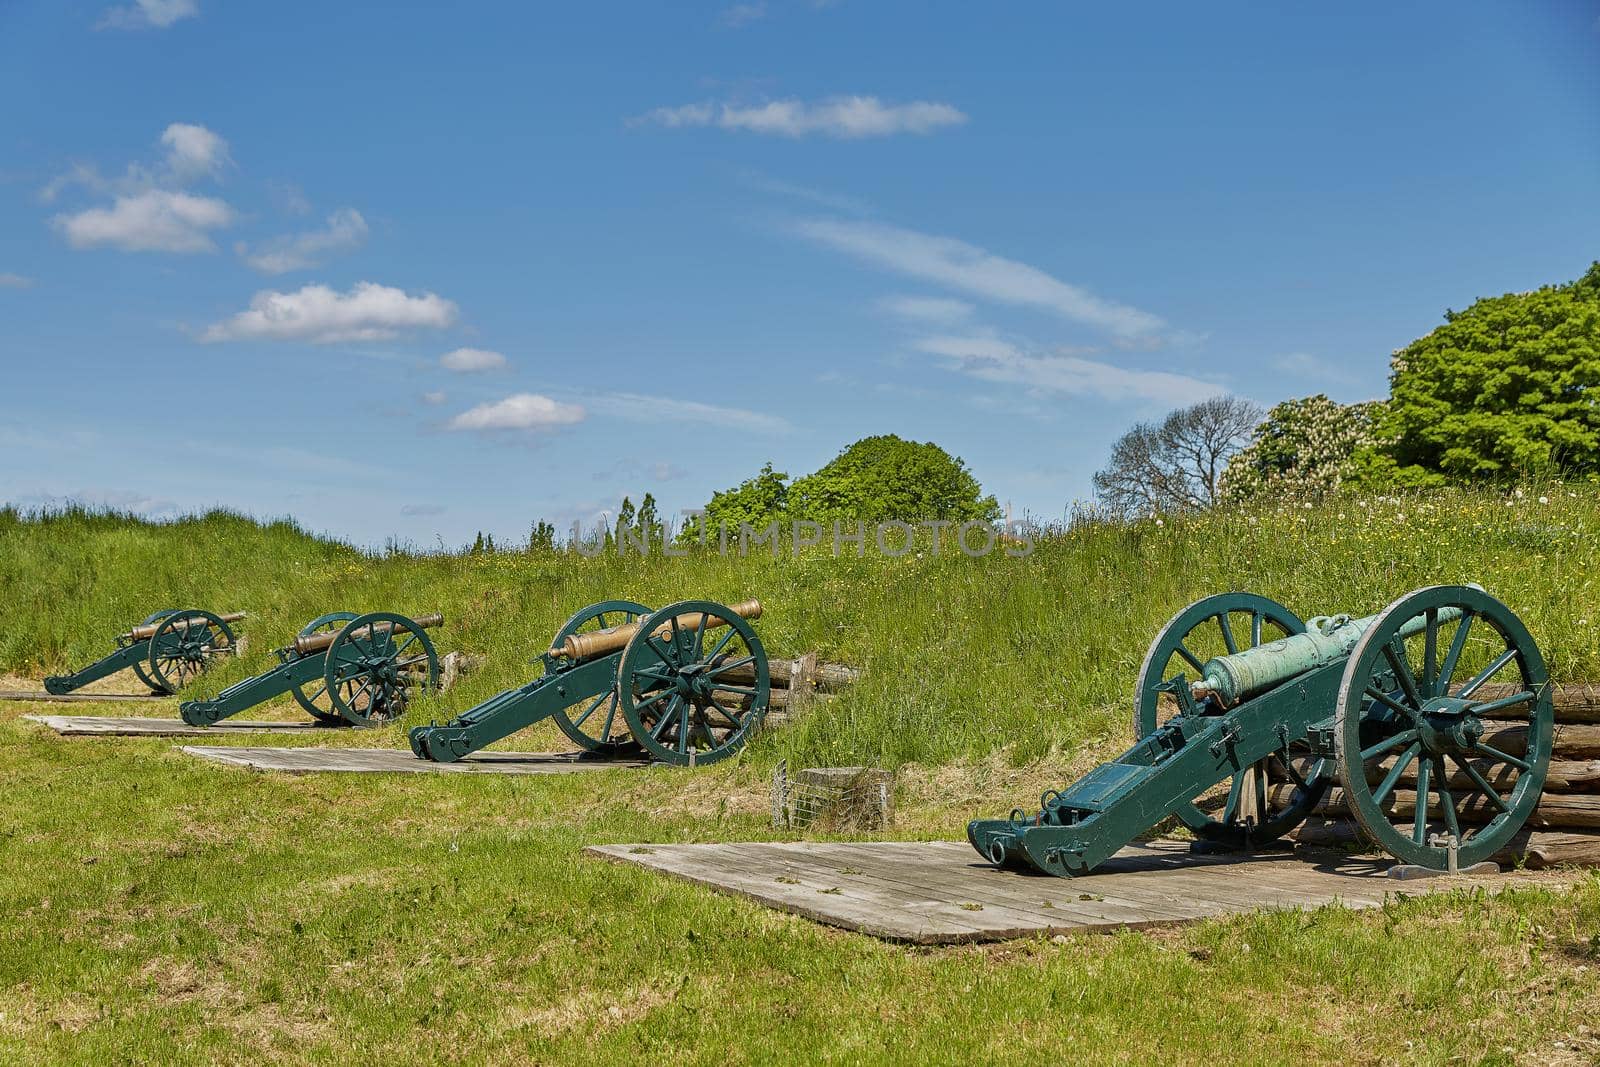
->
left=293, top=612, right=444, bottom=657
left=123, top=611, right=247, bottom=642
left=552, top=599, right=762, bottom=661
left=1195, top=604, right=1465, bottom=706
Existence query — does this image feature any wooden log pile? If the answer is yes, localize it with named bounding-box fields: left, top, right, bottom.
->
left=1284, top=683, right=1600, bottom=868
left=748, top=654, right=859, bottom=722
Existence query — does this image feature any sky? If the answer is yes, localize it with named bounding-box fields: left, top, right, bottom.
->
left=1, top=1, right=1597, bottom=549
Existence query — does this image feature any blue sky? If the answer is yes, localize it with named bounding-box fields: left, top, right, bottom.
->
left=1, top=1, right=1597, bottom=548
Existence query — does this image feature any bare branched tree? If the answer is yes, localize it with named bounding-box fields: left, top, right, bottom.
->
left=1092, top=395, right=1262, bottom=516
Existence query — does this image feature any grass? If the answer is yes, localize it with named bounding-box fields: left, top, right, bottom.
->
left=2, top=490, right=1600, bottom=1062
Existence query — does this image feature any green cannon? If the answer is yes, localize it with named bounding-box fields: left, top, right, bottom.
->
left=410, top=598, right=769, bottom=766
left=969, top=585, right=1553, bottom=876
left=179, top=611, right=442, bottom=726
left=45, top=609, right=245, bottom=695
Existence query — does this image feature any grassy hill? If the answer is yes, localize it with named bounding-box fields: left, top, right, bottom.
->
left=1, top=494, right=1598, bottom=1062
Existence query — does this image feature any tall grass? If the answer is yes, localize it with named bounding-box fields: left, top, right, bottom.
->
left=3, top=485, right=1598, bottom=768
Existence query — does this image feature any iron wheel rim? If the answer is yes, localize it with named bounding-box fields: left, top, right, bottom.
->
left=324, top=611, right=439, bottom=726
left=1334, top=584, right=1552, bottom=869
left=147, top=609, right=235, bottom=695
left=549, top=599, right=651, bottom=754
left=1134, top=591, right=1325, bottom=842
left=617, top=599, right=769, bottom=767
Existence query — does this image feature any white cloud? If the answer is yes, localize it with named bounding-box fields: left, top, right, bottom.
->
left=160, top=122, right=229, bottom=180
left=878, top=295, right=974, bottom=325
left=238, top=208, right=369, bottom=273
left=53, top=189, right=233, bottom=253
left=796, top=218, right=1164, bottom=337
left=439, top=347, right=508, bottom=373
left=632, top=96, right=967, bottom=139
left=0, top=273, right=34, bottom=288
left=45, top=124, right=234, bottom=253
left=199, top=281, right=458, bottom=343
left=589, top=392, right=790, bottom=434
left=913, top=333, right=1221, bottom=407
left=421, top=391, right=447, bottom=405
left=720, top=2, right=767, bottom=26
left=446, top=393, right=586, bottom=433
left=96, top=0, right=198, bottom=30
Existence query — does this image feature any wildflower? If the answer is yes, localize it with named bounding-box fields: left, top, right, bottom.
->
left=1539, top=495, right=1550, bottom=504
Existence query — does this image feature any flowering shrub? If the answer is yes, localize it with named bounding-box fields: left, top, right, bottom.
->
left=1220, top=394, right=1383, bottom=502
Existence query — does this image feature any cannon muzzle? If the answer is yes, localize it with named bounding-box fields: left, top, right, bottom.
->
left=292, top=612, right=444, bottom=657
left=551, top=599, right=762, bottom=661
left=123, top=611, right=247, bottom=642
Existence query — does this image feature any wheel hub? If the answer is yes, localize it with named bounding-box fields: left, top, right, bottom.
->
left=1418, top=696, right=1484, bottom=755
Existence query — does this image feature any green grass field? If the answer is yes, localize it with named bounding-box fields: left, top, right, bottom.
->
left=2, top=493, right=1599, bottom=1063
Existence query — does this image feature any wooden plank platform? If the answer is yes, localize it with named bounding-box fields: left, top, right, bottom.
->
left=586, top=839, right=1562, bottom=944
left=24, top=715, right=338, bottom=736
left=3, top=691, right=167, bottom=704
left=183, top=746, right=650, bottom=775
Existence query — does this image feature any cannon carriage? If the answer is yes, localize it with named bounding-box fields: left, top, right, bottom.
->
left=44, top=609, right=245, bottom=696
left=179, top=611, right=442, bottom=727
left=970, top=585, right=1553, bottom=876
left=410, top=597, right=769, bottom=766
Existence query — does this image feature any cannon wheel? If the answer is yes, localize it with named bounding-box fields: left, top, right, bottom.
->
left=549, top=599, right=651, bottom=755
left=324, top=611, right=439, bottom=726
left=1334, top=585, right=1552, bottom=870
left=616, top=599, right=769, bottom=767
left=290, top=612, right=360, bottom=723
left=130, top=609, right=180, bottom=693
left=146, top=609, right=237, bottom=695
left=1135, top=591, right=1328, bottom=846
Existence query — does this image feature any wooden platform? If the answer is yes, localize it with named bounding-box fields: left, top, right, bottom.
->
left=24, top=715, right=338, bottom=736
left=182, top=745, right=650, bottom=775
left=3, top=691, right=167, bottom=704
left=586, top=839, right=1561, bottom=944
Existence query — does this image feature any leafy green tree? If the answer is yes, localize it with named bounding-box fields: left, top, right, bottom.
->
left=1367, top=263, right=1600, bottom=483
left=611, top=496, right=635, bottom=548
left=527, top=519, right=556, bottom=552
left=788, top=435, right=999, bottom=524
left=1220, top=395, right=1384, bottom=501
left=681, top=463, right=789, bottom=541
left=636, top=492, right=662, bottom=544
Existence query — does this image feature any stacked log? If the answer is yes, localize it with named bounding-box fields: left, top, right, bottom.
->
left=1283, top=683, right=1600, bottom=868
left=742, top=654, right=859, bottom=723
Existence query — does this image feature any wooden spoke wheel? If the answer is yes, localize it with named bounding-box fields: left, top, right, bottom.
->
left=1135, top=591, right=1328, bottom=845
left=617, top=600, right=769, bottom=767
left=1334, top=585, right=1552, bottom=870
left=549, top=599, right=651, bottom=755
left=130, top=609, right=180, bottom=693
left=146, top=609, right=237, bottom=695
left=290, top=612, right=360, bottom=723
left=324, top=612, right=439, bottom=726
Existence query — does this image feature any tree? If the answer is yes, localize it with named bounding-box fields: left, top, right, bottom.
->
left=1368, top=262, right=1600, bottom=483
left=1092, top=395, right=1261, bottom=516
left=611, top=496, right=636, bottom=548
left=1220, top=395, right=1384, bottom=501
left=787, top=435, right=999, bottom=524
left=527, top=519, right=556, bottom=552
left=681, top=462, right=790, bottom=541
